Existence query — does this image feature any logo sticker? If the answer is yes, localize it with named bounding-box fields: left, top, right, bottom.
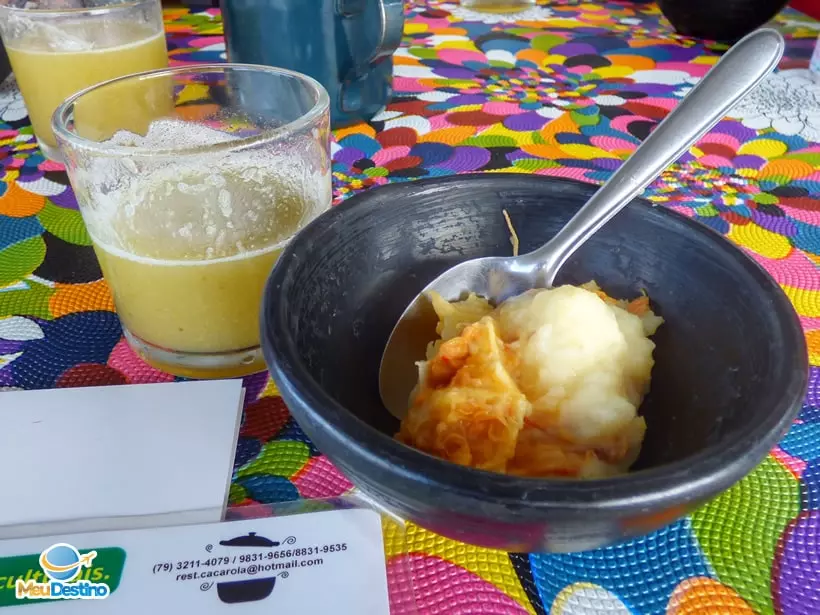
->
left=0, top=544, right=125, bottom=606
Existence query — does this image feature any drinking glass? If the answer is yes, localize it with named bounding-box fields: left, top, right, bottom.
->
left=0, top=0, right=168, bottom=161
left=53, top=64, right=332, bottom=379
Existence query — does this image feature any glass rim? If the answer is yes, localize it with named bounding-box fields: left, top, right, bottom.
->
left=0, top=0, right=155, bottom=17
left=51, top=63, right=331, bottom=159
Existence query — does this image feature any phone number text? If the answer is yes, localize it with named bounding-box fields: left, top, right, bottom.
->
left=152, top=544, right=347, bottom=574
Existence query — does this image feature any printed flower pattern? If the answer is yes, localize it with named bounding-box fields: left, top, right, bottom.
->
left=0, top=3, right=818, bottom=615
left=727, top=69, right=820, bottom=141
left=0, top=77, right=29, bottom=123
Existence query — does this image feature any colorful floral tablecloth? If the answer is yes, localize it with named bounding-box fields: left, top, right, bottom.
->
left=0, top=1, right=819, bottom=613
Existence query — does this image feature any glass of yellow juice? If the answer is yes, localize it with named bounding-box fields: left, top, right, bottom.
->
left=0, top=0, right=168, bottom=162
left=52, top=65, right=332, bottom=378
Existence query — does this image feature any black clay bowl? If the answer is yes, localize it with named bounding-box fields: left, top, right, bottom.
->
left=658, top=0, right=788, bottom=42
left=261, top=174, right=806, bottom=552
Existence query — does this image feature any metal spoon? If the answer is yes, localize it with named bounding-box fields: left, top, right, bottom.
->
left=379, top=28, right=785, bottom=419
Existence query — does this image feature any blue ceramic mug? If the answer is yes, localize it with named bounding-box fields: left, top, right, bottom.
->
left=222, top=0, right=405, bottom=127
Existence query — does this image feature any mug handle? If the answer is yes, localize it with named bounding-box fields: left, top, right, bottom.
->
left=369, top=0, right=405, bottom=67
left=340, top=0, right=405, bottom=114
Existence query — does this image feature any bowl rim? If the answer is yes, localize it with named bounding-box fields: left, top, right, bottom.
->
left=262, top=173, right=808, bottom=515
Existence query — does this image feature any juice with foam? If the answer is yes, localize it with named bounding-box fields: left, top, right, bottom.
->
left=6, top=20, right=168, bottom=156
left=87, top=155, right=323, bottom=378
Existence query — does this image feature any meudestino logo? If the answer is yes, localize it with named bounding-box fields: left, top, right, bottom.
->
left=15, top=543, right=110, bottom=600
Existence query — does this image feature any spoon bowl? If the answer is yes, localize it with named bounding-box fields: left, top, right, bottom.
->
left=378, top=253, right=538, bottom=417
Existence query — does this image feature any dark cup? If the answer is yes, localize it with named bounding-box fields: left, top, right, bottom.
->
left=221, top=0, right=404, bottom=128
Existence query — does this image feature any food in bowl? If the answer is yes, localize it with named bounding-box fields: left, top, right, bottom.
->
left=396, top=282, right=663, bottom=478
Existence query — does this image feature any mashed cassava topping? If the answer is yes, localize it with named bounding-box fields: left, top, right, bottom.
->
left=396, top=282, right=663, bottom=478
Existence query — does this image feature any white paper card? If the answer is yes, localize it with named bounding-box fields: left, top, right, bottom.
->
left=0, top=508, right=390, bottom=614
left=0, top=380, right=244, bottom=539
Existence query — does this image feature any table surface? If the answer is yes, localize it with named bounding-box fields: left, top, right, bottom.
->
left=1, top=2, right=819, bottom=614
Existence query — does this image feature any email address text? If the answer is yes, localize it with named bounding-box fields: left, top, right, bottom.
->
left=174, top=558, right=324, bottom=582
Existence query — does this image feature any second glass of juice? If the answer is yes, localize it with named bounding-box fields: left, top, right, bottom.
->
left=53, top=65, right=332, bottom=378
left=0, top=0, right=168, bottom=161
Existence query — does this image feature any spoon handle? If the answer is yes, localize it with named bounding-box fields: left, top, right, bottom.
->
left=525, top=27, right=785, bottom=286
